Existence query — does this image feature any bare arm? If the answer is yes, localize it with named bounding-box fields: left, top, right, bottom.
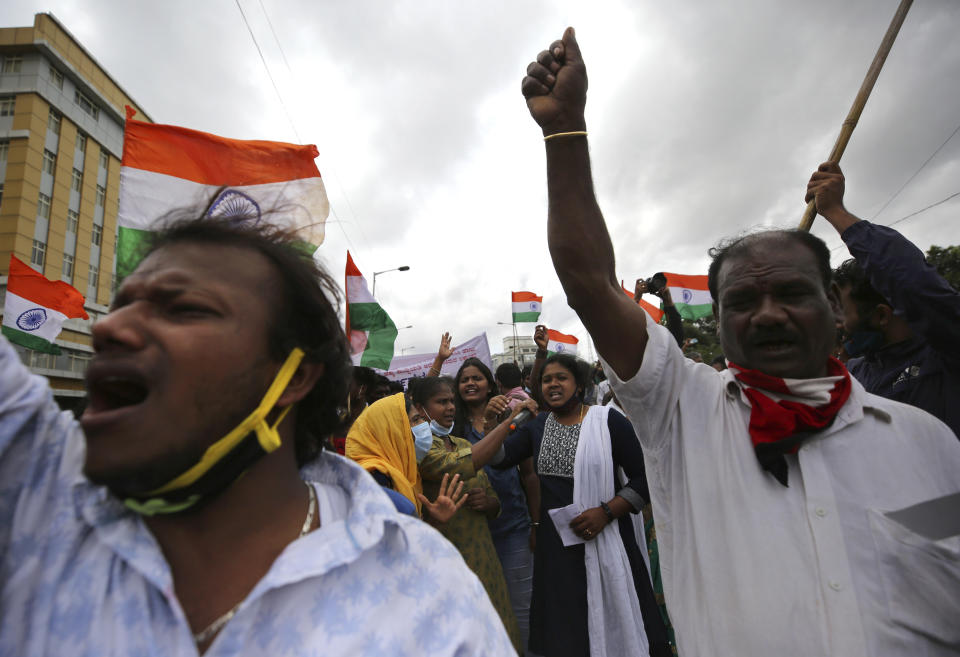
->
left=471, top=399, right=537, bottom=470
left=523, top=28, right=650, bottom=380
left=428, top=332, right=453, bottom=375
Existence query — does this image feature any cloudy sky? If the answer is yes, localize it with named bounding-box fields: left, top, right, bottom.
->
left=10, top=0, right=960, bottom=361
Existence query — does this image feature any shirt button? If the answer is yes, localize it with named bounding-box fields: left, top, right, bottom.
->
left=829, top=580, right=842, bottom=592
left=815, top=507, right=827, bottom=517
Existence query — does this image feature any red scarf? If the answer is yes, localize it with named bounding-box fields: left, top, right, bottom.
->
left=728, top=358, right=852, bottom=486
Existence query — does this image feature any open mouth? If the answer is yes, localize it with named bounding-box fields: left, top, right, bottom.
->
left=547, top=390, right=565, bottom=401
left=753, top=339, right=797, bottom=355
left=84, top=363, right=150, bottom=415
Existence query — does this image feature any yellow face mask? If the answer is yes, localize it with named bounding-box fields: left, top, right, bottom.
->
left=123, top=348, right=306, bottom=515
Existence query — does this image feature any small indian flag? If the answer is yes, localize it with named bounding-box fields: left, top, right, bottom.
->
left=117, top=108, right=329, bottom=278
left=546, top=329, right=578, bottom=356
left=664, top=273, right=713, bottom=320
left=345, top=252, right=398, bottom=369
left=2, top=255, right=89, bottom=354
left=512, top=291, right=542, bottom=323
left=620, top=282, right=664, bottom=323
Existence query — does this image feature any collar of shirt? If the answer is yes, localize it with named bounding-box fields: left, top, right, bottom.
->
left=69, top=450, right=401, bottom=605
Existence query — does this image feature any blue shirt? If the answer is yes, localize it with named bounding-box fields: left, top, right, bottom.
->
left=842, top=220, right=960, bottom=437
left=464, top=426, right=530, bottom=540
left=0, top=335, right=515, bottom=656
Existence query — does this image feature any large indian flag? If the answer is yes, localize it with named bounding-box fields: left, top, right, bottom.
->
left=345, top=252, right=398, bottom=369
left=2, top=255, right=88, bottom=354
left=512, top=291, right=542, bottom=322
left=546, top=329, right=578, bottom=356
left=664, top=273, right=713, bottom=320
left=117, top=108, right=329, bottom=278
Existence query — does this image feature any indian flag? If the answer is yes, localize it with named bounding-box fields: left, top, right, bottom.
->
left=664, top=273, right=713, bottom=320
left=512, top=291, right=542, bottom=323
left=546, top=329, right=578, bottom=356
left=620, top=282, right=664, bottom=323
left=117, top=107, right=329, bottom=278
left=2, top=255, right=88, bottom=354
left=345, top=252, right=398, bottom=369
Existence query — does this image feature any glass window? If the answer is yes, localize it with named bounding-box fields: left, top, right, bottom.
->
left=31, top=240, right=46, bottom=268
left=76, top=132, right=86, bottom=154
left=71, top=168, right=82, bottom=192
left=0, top=97, right=15, bottom=117
left=99, top=150, right=109, bottom=171
left=95, top=185, right=105, bottom=207
left=42, top=149, right=56, bottom=175
left=0, top=140, right=8, bottom=161
left=30, top=351, right=55, bottom=370
left=66, top=209, right=79, bottom=233
left=37, top=193, right=51, bottom=219
left=48, top=110, right=61, bottom=135
left=91, top=223, right=102, bottom=246
left=49, top=65, right=64, bottom=90
left=62, top=253, right=74, bottom=282
left=69, top=351, right=91, bottom=374
left=74, top=90, right=100, bottom=121
left=2, top=56, right=22, bottom=74
left=88, top=263, right=99, bottom=289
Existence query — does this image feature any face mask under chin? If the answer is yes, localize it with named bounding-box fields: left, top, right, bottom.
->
left=120, top=348, right=306, bottom=516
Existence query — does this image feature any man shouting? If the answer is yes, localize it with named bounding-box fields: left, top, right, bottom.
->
left=522, top=27, right=960, bottom=657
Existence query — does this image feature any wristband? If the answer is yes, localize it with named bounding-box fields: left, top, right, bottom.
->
left=600, top=501, right=615, bottom=523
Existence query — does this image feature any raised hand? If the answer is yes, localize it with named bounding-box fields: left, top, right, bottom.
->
left=417, top=473, right=467, bottom=525
left=521, top=27, right=588, bottom=136
left=805, top=162, right=846, bottom=217
left=483, top=394, right=510, bottom=429
left=533, top=325, right=549, bottom=352
left=634, top=279, right=648, bottom=301
left=437, top=332, right=453, bottom=361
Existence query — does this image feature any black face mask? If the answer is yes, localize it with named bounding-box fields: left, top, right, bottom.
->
left=548, top=390, right=583, bottom=415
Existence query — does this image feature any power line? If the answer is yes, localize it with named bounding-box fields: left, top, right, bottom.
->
left=831, top=188, right=960, bottom=252
left=257, top=0, right=293, bottom=73
left=869, top=120, right=960, bottom=221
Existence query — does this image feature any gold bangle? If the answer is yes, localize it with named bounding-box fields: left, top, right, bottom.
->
left=543, top=130, right=588, bottom=142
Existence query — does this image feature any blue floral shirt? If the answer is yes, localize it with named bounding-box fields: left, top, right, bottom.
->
left=0, top=335, right=514, bottom=656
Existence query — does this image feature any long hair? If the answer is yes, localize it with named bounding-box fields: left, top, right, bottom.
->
left=451, top=357, right=497, bottom=437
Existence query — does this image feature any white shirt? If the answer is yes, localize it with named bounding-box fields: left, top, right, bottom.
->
left=0, top=334, right=515, bottom=656
left=602, top=313, right=960, bottom=657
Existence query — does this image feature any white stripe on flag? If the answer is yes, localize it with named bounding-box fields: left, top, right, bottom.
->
left=346, top=275, right=376, bottom=304
left=668, top=286, right=712, bottom=307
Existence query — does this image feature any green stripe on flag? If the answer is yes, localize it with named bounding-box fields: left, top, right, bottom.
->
left=512, top=311, right=541, bottom=322
left=349, top=302, right=398, bottom=369
left=674, top=303, right=714, bottom=321
left=117, top=226, right=154, bottom=280
left=2, top=325, right=61, bottom=354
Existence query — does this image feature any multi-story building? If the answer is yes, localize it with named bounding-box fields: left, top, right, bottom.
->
left=0, top=13, right=151, bottom=412
left=491, top=335, right=538, bottom=370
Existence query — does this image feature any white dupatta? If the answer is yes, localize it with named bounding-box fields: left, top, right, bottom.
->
left=574, top=404, right=650, bottom=657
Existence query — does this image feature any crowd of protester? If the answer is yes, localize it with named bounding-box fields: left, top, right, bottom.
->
left=1, top=25, right=959, bottom=657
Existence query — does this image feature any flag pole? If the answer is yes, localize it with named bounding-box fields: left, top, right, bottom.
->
left=798, top=0, right=913, bottom=232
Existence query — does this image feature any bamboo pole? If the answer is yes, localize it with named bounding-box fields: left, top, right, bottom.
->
left=799, top=0, right=914, bottom=231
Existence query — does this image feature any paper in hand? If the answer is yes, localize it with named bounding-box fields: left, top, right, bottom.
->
left=548, top=503, right=585, bottom=546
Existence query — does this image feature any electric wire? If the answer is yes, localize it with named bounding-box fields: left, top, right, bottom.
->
left=830, top=188, right=960, bottom=253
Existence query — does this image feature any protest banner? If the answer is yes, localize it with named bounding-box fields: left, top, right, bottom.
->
left=371, top=334, right=493, bottom=388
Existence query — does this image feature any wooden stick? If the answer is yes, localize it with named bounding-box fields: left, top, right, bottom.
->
left=799, top=0, right=914, bottom=231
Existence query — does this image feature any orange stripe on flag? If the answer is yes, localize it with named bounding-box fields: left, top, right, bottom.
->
left=121, top=119, right=321, bottom=186
left=663, top=272, right=709, bottom=290
left=621, top=284, right=664, bottom=323
left=512, top=291, right=542, bottom=303
left=8, top=256, right=88, bottom=318
left=546, top=329, right=578, bottom=344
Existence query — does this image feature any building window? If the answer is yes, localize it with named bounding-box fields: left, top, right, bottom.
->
left=71, top=168, right=82, bottom=192
left=66, top=209, right=79, bottom=233
left=48, top=110, right=61, bottom=135
left=74, top=90, right=100, bottom=121
left=0, top=97, right=14, bottom=117
left=29, top=351, right=55, bottom=370
left=2, top=56, right=22, bottom=74
left=31, top=240, right=46, bottom=268
left=95, top=185, right=105, bottom=207
left=62, top=253, right=74, bottom=282
left=49, top=65, right=64, bottom=90
left=88, top=263, right=99, bottom=289
left=0, top=140, right=8, bottom=161
left=42, top=149, right=56, bottom=175
left=99, top=149, right=109, bottom=171
left=0, top=184, right=4, bottom=207
left=37, top=193, right=52, bottom=219
left=76, top=132, right=86, bottom=154
left=68, top=351, right=91, bottom=374
left=91, top=223, right=102, bottom=246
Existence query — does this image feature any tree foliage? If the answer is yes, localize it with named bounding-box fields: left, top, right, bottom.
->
left=926, top=245, right=960, bottom=290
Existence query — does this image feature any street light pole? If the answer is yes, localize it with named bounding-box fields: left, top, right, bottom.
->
left=371, top=265, right=410, bottom=297
left=497, top=320, right=522, bottom=366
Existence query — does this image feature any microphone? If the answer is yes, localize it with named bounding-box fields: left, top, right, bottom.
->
left=510, top=409, right=534, bottom=430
